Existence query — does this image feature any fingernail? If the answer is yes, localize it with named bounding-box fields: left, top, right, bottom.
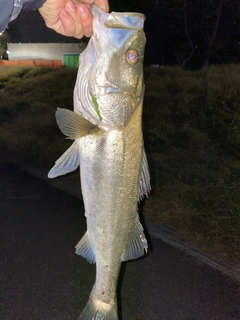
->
left=67, top=2, right=76, bottom=12
left=78, top=5, right=89, bottom=18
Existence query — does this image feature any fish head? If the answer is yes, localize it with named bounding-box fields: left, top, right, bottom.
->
left=77, top=5, right=146, bottom=129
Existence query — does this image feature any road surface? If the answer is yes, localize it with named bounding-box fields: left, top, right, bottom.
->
left=1, top=162, right=240, bottom=320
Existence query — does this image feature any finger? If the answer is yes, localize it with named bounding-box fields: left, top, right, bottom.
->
left=47, top=19, right=66, bottom=36
left=74, top=0, right=109, bottom=13
left=59, top=8, right=83, bottom=38
left=65, top=1, right=85, bottom=38
left=77, top=4, right=93, bottom=37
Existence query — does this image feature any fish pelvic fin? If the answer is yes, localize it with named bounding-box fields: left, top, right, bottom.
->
left=48, top=142, right=79, bottom=178
left=55, top=108, right=95, bottom=140
left=121, top=216, right=148, bottom=261
left=78, top=296, right=118, bottom=320
left=75, top=231, right=96, bottom=264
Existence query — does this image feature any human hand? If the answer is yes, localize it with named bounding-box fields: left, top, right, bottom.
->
left=39, top=0, right=109, bottom=38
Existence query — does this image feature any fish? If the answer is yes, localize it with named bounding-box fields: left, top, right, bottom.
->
left=48, top=4, right=150, bottom=320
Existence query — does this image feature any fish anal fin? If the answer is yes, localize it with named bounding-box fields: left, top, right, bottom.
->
left=56, top=108, right=95, bottom=140
left=48, top=142, right=79, bottom=178
left=75, top=232, right=96, bottom=264
left=121, top=216, right=148, bottom=262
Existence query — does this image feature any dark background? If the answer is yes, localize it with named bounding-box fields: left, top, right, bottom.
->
left=5, top=0, right=240, bottom=68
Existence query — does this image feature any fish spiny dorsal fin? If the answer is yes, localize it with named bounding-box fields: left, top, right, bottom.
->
left=56, top=108, right=95, bottom=140
left=75, top=231, right=96, bottom=264
left=121, top=216, right=148, bottom=261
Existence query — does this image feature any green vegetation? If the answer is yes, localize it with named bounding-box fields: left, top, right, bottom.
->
left=0, top=66, right=76, bottom=167
left=0, top=65, right=239, bottom=266
left=143, top=65, right=240, bottom=264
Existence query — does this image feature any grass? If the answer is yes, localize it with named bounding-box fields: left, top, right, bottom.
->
left=143, top=65, right=240, bottom=264
left=0, top=64, right=239, bottom=267
left=0, top=66, right=76, bottom=167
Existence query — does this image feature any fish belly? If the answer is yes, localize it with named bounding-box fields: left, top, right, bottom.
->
left=79, top=106, right=143, bottom=305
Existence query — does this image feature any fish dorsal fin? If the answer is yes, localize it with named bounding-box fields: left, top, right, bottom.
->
left=138, top=148, right=151, bottom=200
left=48, top=142, right=79, bottom=178
left=75, top=232, right=96, bottom=264
left=56, top=108, right=95, bottom=140
left=121, top=216, right=148, bottom=261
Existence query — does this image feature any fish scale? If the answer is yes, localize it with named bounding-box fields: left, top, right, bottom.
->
left=48, top=5, right=149, bottom=320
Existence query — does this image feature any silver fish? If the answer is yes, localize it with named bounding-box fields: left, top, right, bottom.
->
left=48, top=5, right=150, bottom=320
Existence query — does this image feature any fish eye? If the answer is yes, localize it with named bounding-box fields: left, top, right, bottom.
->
left=126, top=49, right=139, bottom=65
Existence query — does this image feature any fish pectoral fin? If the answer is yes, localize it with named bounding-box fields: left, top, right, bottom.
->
left=138, top=148, right=151, bottom=201
left=75, top=231, right=96, bottom=264
left=56, top=108, right=95, bottom=140
left=48, top=142, right=79, bottom=178
left=121, top=216, right=148, bottom=262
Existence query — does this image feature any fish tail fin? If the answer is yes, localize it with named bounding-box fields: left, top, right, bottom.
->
left=78, top=297, right=118, bottom=320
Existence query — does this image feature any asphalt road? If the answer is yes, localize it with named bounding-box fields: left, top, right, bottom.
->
left=1, top=162, right=240, bottom=320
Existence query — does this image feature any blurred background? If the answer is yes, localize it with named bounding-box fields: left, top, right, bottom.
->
left=0, top=0, right=239, bottom=68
